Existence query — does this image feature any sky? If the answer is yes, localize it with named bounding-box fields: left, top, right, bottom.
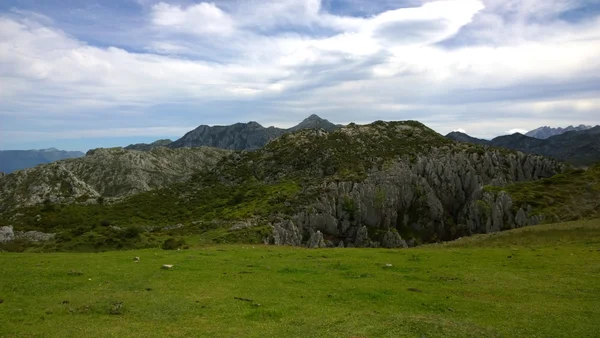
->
left=0, top=0, right=599, bottom=151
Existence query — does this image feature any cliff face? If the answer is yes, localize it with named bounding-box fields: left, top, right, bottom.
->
left=271, top=149, right=563, bottom=247
left=0, top=147, right=230, bottom=211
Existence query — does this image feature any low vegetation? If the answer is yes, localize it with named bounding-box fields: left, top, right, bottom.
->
left=1, top=219, right=599, bottom=337
left=485, top=164, right=600, bottom=222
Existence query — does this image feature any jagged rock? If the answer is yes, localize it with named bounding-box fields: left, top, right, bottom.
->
left=0, top=226, right=14, bottom=243
left=272, top=220, right=302, bottom=246
left=307, top=231, right=326, bottom=248
left=0, top=147, right=230, bottom=211
left=381, top=230, right=408, bottom=249
left=325, top=240, right=335, bottom=248
left=355, top=226, right=370, bottom=248
left=515, top=208, right=527, bottom=227
left=337, top=241, right=344, bottom=248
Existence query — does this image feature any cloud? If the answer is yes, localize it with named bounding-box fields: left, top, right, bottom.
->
left=507, top=128, right=528, bottom=135
left=0, top=0, right=599, bottom=149
left=151, top=2, right=235, bottom=36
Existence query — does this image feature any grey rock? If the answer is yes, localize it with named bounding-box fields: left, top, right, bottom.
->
left=0, top=226, right=15, bottom=243
left=14, top=231, right=55, bottom=242
left=381, top=230, right=408, bottom=248
left=307, top=231, right=326, bottom=248
left=515, top=208, right=527, bottom=227
left=0, top=146, right=230, bottom=211
left=337, top=241, right=344, bottom=248
left=272, top=220, right=302, bottom=246
left=355, top=226, right=370, bottom=248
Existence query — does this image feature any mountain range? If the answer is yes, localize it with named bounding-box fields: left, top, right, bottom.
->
left=0, top=148, right=84, bottom=173
left=167, top=114, right=340, bottom=150
left=525, top=125, right=593, bottom=139
left=446, top=126, right=600, bottom=166
left=1, top=119, right=576, bottom=251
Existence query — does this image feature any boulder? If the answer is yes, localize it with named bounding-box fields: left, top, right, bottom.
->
left=381, top=230, right=408, bottom=248
left=307, top=231, right=326, bottom=248
left=0, top=226, right=14, bottom=243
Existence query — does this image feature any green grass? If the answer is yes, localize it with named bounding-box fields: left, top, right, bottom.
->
left=1, top=219, right=599, bottom=337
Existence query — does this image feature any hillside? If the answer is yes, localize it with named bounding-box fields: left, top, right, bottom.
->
left=483, top=164, right=600, bottom=223
left=0, top=120, right=566, bottom=251
left=446, top=127, right=600, bottom=166
left=168, top=114, right=339, bottom=150
left=0, top=148, right=84, bottom=173
left=0, top=147, right=230, bottom=212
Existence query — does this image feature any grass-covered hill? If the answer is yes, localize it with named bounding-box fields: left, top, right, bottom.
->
left=1, top=219, right=599, bottom=337
left=1, top=120, right=573, bottom=252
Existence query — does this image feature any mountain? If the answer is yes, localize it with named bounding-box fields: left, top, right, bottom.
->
left=125, top=139, right=173, bottom=151
left=525, top=125, right=593, bottom=139
left=287, top=114, right=339, bottom=132
left=0, top=120, right=565, bottom=251
left=445, top=132, right=490, bottom=146
left=0, top=149, right=85, bottom=173
left=169, top=114, right=340, bottom=150
left=0, top=146, right=229, bottom=212
left=446, top=127, right=600, bottom=166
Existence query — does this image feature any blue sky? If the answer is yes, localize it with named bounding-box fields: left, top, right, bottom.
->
left=0, top=0, right=599, bottom=151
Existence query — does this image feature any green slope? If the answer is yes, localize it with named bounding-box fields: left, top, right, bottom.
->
left=1, top=219, right=599, bottom=337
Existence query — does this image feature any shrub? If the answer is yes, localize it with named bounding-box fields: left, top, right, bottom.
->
left=123, top=226, right=142, bottom=239
left=100, top=220, right=111, bottom=227
left=161, top=237, right=185, bottom=250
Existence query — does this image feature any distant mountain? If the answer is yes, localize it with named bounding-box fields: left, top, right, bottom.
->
left=445, top=132, right=490, bottom=146
left=169, top=114, right=340, bottom=150
left=525, top=125, right=593, bottom=139
left=446, top=126, right=600, bottom=166
left=0, top=149, right=84, bottom=173
left=125, top=139, right=173, bottom=151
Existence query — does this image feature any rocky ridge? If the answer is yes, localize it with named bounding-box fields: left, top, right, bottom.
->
left=168, top=114, right=339, bottom=150
left=0, top=146, right=230, bottom=211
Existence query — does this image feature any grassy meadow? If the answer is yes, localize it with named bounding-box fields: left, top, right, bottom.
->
left=1, top=219, right=599, bottom=338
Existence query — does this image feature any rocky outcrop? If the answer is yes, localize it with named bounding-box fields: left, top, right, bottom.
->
left=271, top=149, right=564, bottom=247
left=0, top=226, right=55, bottom=243
left=0, top=226, right=14, bottom=243
left=306, top=230, right=326, bottom=248
left=15, top=230, right=55, bottom=242
left=0, top=146, right=230, bottom=211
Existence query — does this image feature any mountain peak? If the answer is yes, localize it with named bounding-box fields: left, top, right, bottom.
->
left=289, top=115, right=338, bottom=132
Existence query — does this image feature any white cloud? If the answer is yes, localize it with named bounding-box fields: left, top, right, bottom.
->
left=0, top=0, right=599, bottom=146
left=151, top=2, right=235, bottom=36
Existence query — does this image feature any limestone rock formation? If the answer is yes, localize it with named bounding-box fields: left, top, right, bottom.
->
left=0, top=146, right=230, bottom=211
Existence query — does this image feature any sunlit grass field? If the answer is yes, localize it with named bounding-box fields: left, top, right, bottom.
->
left=1, top=219, right=599, bottom=337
